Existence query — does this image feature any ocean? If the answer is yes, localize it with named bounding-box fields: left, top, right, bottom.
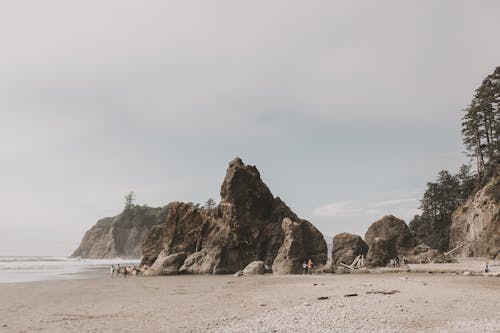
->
left=0, top=256, right=140, bottom=283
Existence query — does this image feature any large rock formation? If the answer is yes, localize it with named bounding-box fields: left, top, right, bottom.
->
left=141, top=158, right=327, bottom=274
left=331, top=233, right=368, bottom=266
left=364, top=215, right=419, bottom=266
left=450, top=177, right=500, bottom=259
left=272, top=218, right=305, bottom=274
left=365, top=215, right=416, bottom=253
left=366, top=238, right=397, bottom=267
left=72, top=205, right=166, bottom=259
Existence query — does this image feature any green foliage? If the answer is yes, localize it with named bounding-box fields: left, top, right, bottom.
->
left=461, top=66, right=500, bottom=177
left=204, top=198, right=217, bottom=210
left=410, top=166, right=476, bottom=251
left=124, top=191, right=136, bottom=210
left=413, top=67, right=500, bottom=251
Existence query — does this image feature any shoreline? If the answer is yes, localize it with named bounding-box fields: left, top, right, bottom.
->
left=1, top=267, right=499, bottom=332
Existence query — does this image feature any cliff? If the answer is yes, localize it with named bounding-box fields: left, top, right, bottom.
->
left=72, top=205, right=167, bottom=259
left=449, top=176, right=500, bottom=259
left=141, top=158, right=328, bottom=274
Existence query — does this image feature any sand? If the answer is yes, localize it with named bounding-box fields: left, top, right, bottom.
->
left=0, top=266, right=499, bottom=332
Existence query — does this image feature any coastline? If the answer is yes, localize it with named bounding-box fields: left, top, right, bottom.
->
left=1, top=266, right=498, bottom=332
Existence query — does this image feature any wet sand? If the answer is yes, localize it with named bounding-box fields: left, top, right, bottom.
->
left=0, top=266, right=499, bottom=333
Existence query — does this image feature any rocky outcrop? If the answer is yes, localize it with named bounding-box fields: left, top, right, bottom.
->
left=242, top=261, right=265, bottom=275
left=450, top=177, right=500, bottom=259
left=366, top=238, right=397, bottom=267
left=404, top=244, right=440, bottom=264
left=144, top=251, right=187, bottom=276
left=72, top=205, right=166, bottom=259
left=331, top=233, right=368, bottom=266
left=141, top=157, right=327, bottom=274
left=365, top=215, right=416, bottom=254
left=272, top=218, right=305, bottom=274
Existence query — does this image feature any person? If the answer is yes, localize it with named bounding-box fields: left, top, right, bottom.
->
left=484, top=262, right=490, bottom=274
left=402, top=256, right=408, bottom=265
left=307, top=258, right=313, bottom=274
left=110, top=265, right=114, bottom=277
left=302, top=261, right=308, bottom=275
left=395, top=257, right=400, bottom=267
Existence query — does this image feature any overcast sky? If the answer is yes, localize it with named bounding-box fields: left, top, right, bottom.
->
left=1, top=1, right=499, bottom=256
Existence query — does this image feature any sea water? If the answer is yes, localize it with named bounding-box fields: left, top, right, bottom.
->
left=0, top=256, right=140, bottom=283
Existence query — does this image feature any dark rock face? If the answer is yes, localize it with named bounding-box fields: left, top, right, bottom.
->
left=331, top=233, right=368, bottom=266
left=364, top=215, right=416, bottom=253
left=450, top=177, right=500, bottom=259
left=72, top=206, right=166, bottom=259
left=366, top=238, right=397, bottom=267
left=272, top=218, right=305, bottom=274
left=141, top=158, right=327, bottom=274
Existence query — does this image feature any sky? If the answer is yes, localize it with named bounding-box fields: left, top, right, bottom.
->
left=1, top=1, right=500, bottom=256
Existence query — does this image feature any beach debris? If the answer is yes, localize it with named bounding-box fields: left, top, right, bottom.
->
left=317, top=296, right=329, bottom=300
left=344, top=293, right=358, bottom=297
left=366, top=289, right=400, bottom=295
left=313, top=283, right=318, bottom=286
left=362, top=282, right=372, bottom=286
left=259, top=304, right=267, bottom=307
left=339, top=254, right=367, bottom=270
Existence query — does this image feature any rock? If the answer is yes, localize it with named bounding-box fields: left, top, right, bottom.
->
left=141, top=158, right=327, bottom=274
left=72, top=205, right=166, bottom=259
left=233, top=270, right=244, bottom=277
left=449, top=176, right=499, bottom=259
left=366, top=238, right=397, bottom=267
left=272, top=218, right=306, bottom=274
left=405, top=244, right=441, bottom=264
left=331, top=233, right=368, bottom=266
left=143, top=251, right=187, bottom=276
left=365, top=215, right=416, bottom=253
left=264, top=265, right=273, bottom=273
left=242, top=261, right=265, bottom=275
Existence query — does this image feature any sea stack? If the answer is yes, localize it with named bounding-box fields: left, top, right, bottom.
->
left=141, top=157, right=328, bottom=274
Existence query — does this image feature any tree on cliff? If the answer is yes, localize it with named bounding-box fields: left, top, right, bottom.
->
left=409, top=167, right=473, bottom=251
left=462, top=66, right=500, bottom=177
left=124, top=191, right=136, bottom=210
left=204, top=198, right=216, bottom=210
left=411, top=66, right=499, bottom=252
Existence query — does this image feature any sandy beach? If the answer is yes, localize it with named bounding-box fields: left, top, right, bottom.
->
left=1, top=263, right=499, bottom=333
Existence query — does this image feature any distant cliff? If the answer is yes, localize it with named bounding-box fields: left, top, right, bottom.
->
left=449, top=176, right=499, bottom=259
left=72, top=205, right=167, bottom=259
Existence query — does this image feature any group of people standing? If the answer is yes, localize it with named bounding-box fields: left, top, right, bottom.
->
left=110, top=264, right=140, bottom=277
left=302, top=259, right=314, bottom=274
left=390, top=256, right=408, bottom=268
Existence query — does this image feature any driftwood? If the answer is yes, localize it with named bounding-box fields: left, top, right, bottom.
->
left=340, top=263, right=354, bottom=270
left=366, top=289, right=400, bottom=295
left=340, top=255, right=366, bottom=270
left=444, top=243, right=464, bottom=256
